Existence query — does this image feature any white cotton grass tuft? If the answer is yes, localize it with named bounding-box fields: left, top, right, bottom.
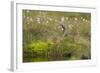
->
left=27, top=16, right=30, bottom=20
left=82, top=18, right=85, bottom=21
left=49, top=18, right=52, bottom=21
left=66, top=17, right=69, bottom=20
left=46, top=20, right=49, bottom=24
left=37, top=17, right=41, bottom=24
left=26, top=10, right=30, bottom=13
left=30, top=17, right=33, bottom=22
left=81, top=17, right=83, bottom=19
left=74, top=17, right=78, bottom=21
left=85, top=19, right=88, bottom=22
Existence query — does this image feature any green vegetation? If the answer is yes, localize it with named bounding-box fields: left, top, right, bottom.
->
left=23, top=10, right=91, bottom=62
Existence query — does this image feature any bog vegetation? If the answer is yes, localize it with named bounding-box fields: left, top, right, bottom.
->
left=23, top=10, right=91, bottom=62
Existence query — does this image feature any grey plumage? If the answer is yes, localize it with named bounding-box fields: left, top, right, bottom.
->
left=60, top=17, right=68, bottom=37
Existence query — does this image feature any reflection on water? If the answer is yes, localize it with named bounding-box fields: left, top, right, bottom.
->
left=23, top=56, right=84, bottom=62
left=23, top=57, right=48, bottom=62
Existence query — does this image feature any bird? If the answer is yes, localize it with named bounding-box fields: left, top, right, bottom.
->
left=60, top=17, right=68, bottom=37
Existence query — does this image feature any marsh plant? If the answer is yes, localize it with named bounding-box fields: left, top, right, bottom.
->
left=23, top=10, right=91, bottom=62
